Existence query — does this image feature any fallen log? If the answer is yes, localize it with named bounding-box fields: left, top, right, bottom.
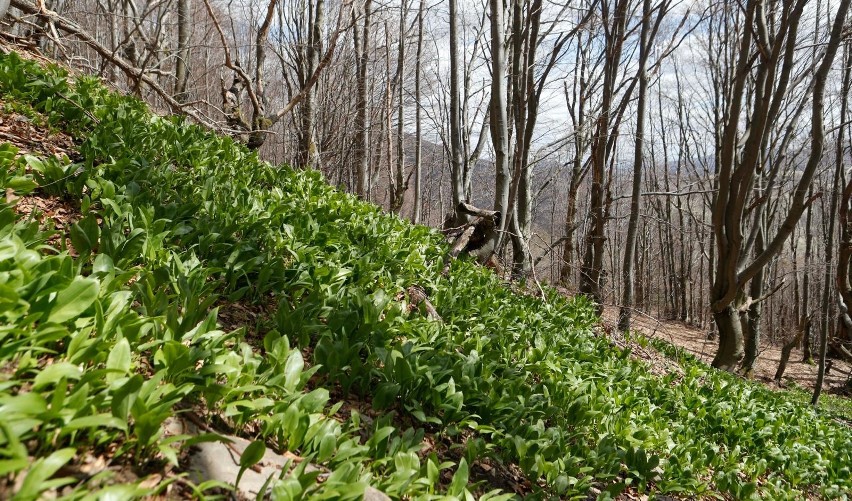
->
left=441, top=202, right=500, bottom=275
left=407, top=285, right=441, bottom=322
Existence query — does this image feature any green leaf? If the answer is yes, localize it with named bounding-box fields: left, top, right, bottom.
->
left=106, top=338, right=132, bottom=382
left=15, top=448, right=76, bottom=501
left=111, top=374, right=142, bottom=421
left=69, top=215, right=100, bottom=256
left=283, top=350, right=304, bottom=393
left=0, top=392, right=48, bottom=415
left=235, top=440, right=267, bottom=489
left=448, top=458, right=469, bottom=497
left=0, top=459, right=28, bottom=476
left=62, top=413, right=127, bottom=433
left=0, top=238, right=18, bottom=262
left=240, top=440, right=266, bottom=469
left=47, top=276, right=99, bottom=324
left=92, top=253, right=115, bottom=275
left=372, top=382, right=400, bottom=410
left=6, top=176, right=37, bottom=194
left=317, top=433, right=336, bottom=463
left=32, top=362, right=82, bottom=390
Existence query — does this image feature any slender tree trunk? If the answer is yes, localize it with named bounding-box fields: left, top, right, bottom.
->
left=776, top=316, right=810, bottom=383
left=448, top=0, right=465, bottom=209
left=354, top=0, right=372, bottom=198
left=840, top=178, right=852, bottom=342
left=504, top=0, right=547, bottom=277
left=742, top=222, right=765, bottom=376
left=559, top=169, right=583, bottom=284
left=390, top=0, right=408, bottom=213
left=580, top=0, right=628, bottom=311
left=489, top=0, right=509, bottom=222
left=412, top=0, right=424, bottom=224
left=559, top=40, right=591, bottom=285
left=802, top=187, right=814, bottom=362
left=618, top=0, right=651, bottom=331
left=559, top=44, right=590, bottom=285
left=299, top=0, right=324, bottom=169
left=174, top=0, right=191, bottom=102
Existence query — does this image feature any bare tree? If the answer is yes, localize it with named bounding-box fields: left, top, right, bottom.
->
left=815, top=41, right=852, bottom=404
left=412, top=0, right=425, bottom=223
left=296, top=0, right=325, bottom=168
left=579, top=0, right=630, bottom=310
left=618, top=0, right=671, bottom=331
left=354, top=0, right=373, bottom=197
left=448, top=0, right=465, bottom=209
left=389, top=0, right=410, bottom=213
left=708, top=0, right=850, bottom=371
left=204, top=0, right=347, bottom=152
left=489, top=0, right=509, bottom=225
left=839, top=177, right=852, bottom=343
left=559, top=26, right=598, bottom=285
left=174, top=0, right=191, bottom=102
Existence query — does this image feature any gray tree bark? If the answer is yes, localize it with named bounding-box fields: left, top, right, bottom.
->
left=174, top=0, right=191, bottom=103
left=298, top=0, right=324, bottom=169
left=411, top=0, right=424, bottom=224
left=448, top=0, right=465, bottom=209
left=801, top=187, right=814, bottom=362
left=489, top=0, right=509, bottom=227
left=354, top=0, right=372, bottom=198
left=390, top=0, right=409, bottom=213
left=618, top=0, right=652, bottom=331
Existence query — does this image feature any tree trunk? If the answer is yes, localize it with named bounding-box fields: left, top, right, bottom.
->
left=489, top=0, right=509, bottom=224
left=559, top=169, right=583, bottom=284
left=841, top=179, right=852, bottom=345
left=558, top=45, right=591, bottom=285
left=299, top=0, right=324, bottom=169
left=174, top=0, right=191, bottom=102
left=742, top=192, right=767, bottom=376
left=802, top=187, right=814, bottom=362
left=448, top=0, right=465, bottom=209
left=411, top=0, right=424, bottom=224
left=579, top=0, right=628, bottom=311
left=618, top=0, right=651, bottom=331
left=712, top=304, right=745, bottom=371
left=390, top=0, right=408, bottom=213
left=354, top=0, right=372, bottom=198
left=742, top=250, right=765, bottom=375
left=776, top=316, right=810, bottom=384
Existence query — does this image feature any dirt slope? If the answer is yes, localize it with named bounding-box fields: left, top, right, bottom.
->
left=602, top=307, right=852, bottom=395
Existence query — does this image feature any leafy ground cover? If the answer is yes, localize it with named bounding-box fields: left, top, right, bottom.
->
left=0, top=50, right=850, bottom=499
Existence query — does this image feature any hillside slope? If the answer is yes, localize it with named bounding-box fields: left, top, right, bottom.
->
left=1, top=49, right=851, bottom=500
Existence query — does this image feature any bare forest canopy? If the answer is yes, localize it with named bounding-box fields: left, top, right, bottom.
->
left=2, top=0, right=852, bottom=391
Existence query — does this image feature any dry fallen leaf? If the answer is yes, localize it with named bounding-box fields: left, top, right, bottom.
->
left=139, top=473, right=164, bottom=490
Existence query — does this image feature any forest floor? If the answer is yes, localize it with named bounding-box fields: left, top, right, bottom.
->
left=600, top=306, right=852, bottom=408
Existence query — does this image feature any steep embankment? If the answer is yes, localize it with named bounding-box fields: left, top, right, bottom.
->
left=1, top=50, right=851, bottom=500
